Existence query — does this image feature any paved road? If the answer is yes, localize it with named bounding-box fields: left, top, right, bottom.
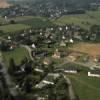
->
left=21, top=45, right=34, bottom=61
left=62, top=74, right=76, bottom=100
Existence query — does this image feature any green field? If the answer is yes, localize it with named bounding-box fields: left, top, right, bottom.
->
left=2, top=47, right=30, bottom=66
left=68, top=74, right=100, bottom=100
left=13, top=16, right=34, bottom=22
left=0, top=24, right=30, bottom=33
left=52, top=11, right=100, bottom=29
left=20, top=17, right=54, bottom=28
left=0, top=16, right=6, bottom=24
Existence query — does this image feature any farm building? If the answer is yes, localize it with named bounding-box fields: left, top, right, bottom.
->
left=63, top=66, right=78, bottom=74
left=88, top=69, right=100, bottom=77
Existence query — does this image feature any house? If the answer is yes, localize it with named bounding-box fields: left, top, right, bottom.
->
left=88, top=69, right=100, bottom=77
left=43, top=73, right=60, bottom=85
left=52, top=49, right=60, bottom=59
left=37, top=97, right=46, bottom=100
left=43, top=58, right=51, bottom=65
left=69, top=39, right=74, bottom=43
left=94, top=56, right=100, bottom=62
left=63, top=66, right=78, bottom=74
left=60, top=41, right=66, bottom=47
left=31, top=43, right=36, bottom=49
left=34, top=66, right=44, bottom=73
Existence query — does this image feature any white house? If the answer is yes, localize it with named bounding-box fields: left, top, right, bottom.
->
left=88, top=70, right=100, bottom=77
left=59, top=27, right=62, bottom=31
left=32, top=43, right=36, bottom=49
left=66, top=26, right=68, bottom=30
left=43, top=80, right=54, bottom=85
left=64, top=67, right=78, bottom=74
left=69, top=39, right=74, bottom=43
left=62, top=35, right=66, bottom=40
left=34, top=66, right=44, bottom=73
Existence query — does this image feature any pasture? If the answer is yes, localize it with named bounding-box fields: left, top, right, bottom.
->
left=52, top=11, right=100, bottom=29
left=0, top=24, right=30, bottom=33
left=68, top=74, right=100, bottom=100
left=2, top=47, right=30, bottom=66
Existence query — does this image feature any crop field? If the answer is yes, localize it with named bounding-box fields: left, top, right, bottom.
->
left=2, top=47, right=30, bottom=66
left=68, top=74, right=100, bottom=100
left=0, top=24, right=30, bottom=33
left=70, top=42, right=100, bottom=57
left=52, top=11, right=100, bottom=29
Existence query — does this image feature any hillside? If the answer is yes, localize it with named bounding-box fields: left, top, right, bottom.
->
left=10, top=0, right=100, bottom=8
left=0, top=0, right=12, bottom=8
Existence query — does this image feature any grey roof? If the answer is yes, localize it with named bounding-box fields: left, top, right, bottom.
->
left=90, top=69, right=100, bottom=75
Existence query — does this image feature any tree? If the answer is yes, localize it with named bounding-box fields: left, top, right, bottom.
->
left=0, top=41, right=9, bottom=51
left=24, top=60, right=33, bottom=74
left=9, top=20, right=16, bottom=24
left=23, top=75, right=33, bottom=93
left=8, top=58, right=16, bottom=75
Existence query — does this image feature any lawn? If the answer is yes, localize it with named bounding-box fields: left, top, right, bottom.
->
left=2, top=47, right=30, bottom=67
left=0, top=24, right=31, bottom=33
left=68, top=74, right=100, bottom=100
left=70, top=42, right=100, bottom=57
left=52, top=11, right=100, bottom=29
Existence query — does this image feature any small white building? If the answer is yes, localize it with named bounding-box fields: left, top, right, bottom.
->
left=34, top=66, right=44, bottom=73
left=32, top=43, right=36, bottom=49
left=60, top=41, right=66, bottom=47
left=8, top=36, right=11, bottom=40
left=88, top=70, right=100, bottom=77
left=69, top=39, right=74, bottom=43
left=64, top=66, right=78, bottom=74
left=66, top=26, right=68, bottom=30
left=62, top=35, right=66, bottom=40
left=51, top=28, right=53, bottom=31
left=43, top=80, right=54, bottom=85
left=59, top=27, right=62, bottom=31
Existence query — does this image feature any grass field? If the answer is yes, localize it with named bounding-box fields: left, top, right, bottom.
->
left=70, top=42, right=100, bottom=57
left=0, top=16, right=6, bottom=24
left=13, top=16, right=34, bottom=22
left=52, top=11, right=100, bottom=29
left=68, top=74, right=100, bottom=100
left=2, top=47, right=30, bottom=67
left=20, top=17, right=54, bottom=28
left=0, top=24, right=30, bottom=33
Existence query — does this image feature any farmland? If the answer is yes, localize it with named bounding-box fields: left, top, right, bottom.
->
left=68, top=74, right=100, bottom=100
left=52, top=11, right=100, bottom=29
left=20, top=17, right=54, bottom=28
left=70, top=42, right=100, bottom=57
left=0, top=24, right=30, bottom=33
left=0, top=16, right=54, bottom=34
left=2, top=47, right=30, bottom=67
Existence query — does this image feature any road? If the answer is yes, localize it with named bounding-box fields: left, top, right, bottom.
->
left=62, top=74, right=76, bottom=100
left=20, top=45, right=34, bottom=61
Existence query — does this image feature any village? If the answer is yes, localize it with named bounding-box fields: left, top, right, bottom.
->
left=0, top=0, right=100, bottom=100
left=0, top=19, right=100, bottom=100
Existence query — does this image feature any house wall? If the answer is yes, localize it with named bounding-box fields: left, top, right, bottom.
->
left=64, top=70, right=77, bottom=74
left=88, top=72, right=100, bottom=77
left=43, top=80, right=54, bottom=85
